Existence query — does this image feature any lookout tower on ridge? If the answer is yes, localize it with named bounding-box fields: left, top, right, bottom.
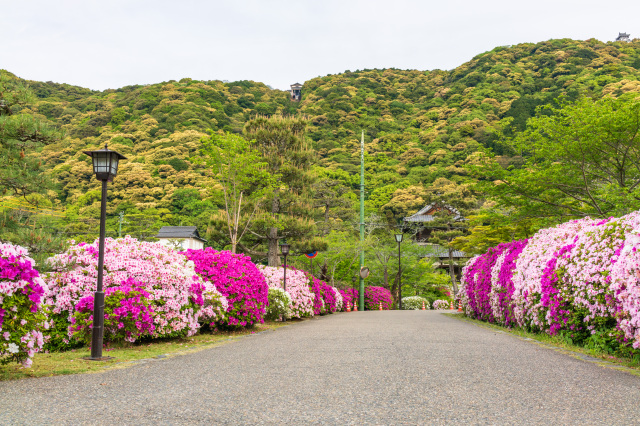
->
left=290, top=83, right=302, bottom=101
left=616, top=32, right=631, bottom=42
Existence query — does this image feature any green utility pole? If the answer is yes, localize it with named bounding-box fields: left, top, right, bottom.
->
left=118, top=211, right=124, bottom=238
left=359, top=130, right=365, bottom=311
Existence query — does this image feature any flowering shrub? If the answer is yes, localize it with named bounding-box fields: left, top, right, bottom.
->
left=0, top=242, right=47, bottom=368
left=402, top=296, right=430, bottom=310
left=332, top=287, right=343, bottom=312
left=45, top=236, right=221, bottom=341
left=459, top=210, right=640, bottom=353
left=265, top=287, right=292, bottom=321
left=71, top=279, right=155, bottom=343
left=183, top=248, right=267, bottom=327
left=364, top=286, right=393, bottom=310
left=258, top=265, right=314, bottom=318
left=433, top=299, right=450, bottom=310
left=339, top=288, right=359, bottom=310
left=308, top=274, right=339, bottom=315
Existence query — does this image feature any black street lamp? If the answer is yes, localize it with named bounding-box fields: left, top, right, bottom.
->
left=279, top=241, right=290, bottom=292
left=83, top=144, right=126, bottom=360
left=395, top=233, right=403, bottom=310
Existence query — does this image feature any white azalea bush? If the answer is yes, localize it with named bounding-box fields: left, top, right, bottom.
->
left=401, top=296, right=430, bottom=310
left=265, top=287, right=292, bottom=321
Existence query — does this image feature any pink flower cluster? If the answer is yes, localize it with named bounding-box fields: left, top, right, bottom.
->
left=71, top=278, right=156, bottom=343
left=364, top=286, right=394, bottom=310
left=307, top=273, right=340, bottom=315
left=339, top=288, right=359, bottom=310
left=460, top=211, right=640, bottom=349
left=433, top=299, right=450, bottom=310
left=0, top=242, right=47, bottom=368
left=45, top=236, right=224, bottom=339
left=182, top=248, right=268, bottom=327
left=257, top=265, right=314, bottom=318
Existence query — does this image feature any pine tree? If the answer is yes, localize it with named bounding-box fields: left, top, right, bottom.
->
left=243, top=115, right=324, bottom=265
left=0, top=71, right=63, bottom=265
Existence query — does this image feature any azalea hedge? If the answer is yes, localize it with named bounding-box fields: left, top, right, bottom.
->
left=45, top=237, right=228, bottom=346
left=183, top=248, right=268, bottom=327
left=459, top=211, right=640, bottom=352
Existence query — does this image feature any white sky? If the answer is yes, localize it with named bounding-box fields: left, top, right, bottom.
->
left=1, top=0, right=638, bottom=92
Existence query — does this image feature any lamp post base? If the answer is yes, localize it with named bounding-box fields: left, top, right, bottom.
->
left=82, top=356, right=115, bottom=361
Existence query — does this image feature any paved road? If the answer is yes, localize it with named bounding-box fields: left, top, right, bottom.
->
left=2, top=311, right=640, bottom=425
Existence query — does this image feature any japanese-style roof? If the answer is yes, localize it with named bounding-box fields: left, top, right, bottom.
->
left=403, top=203, right=463, bottom=223
left=290, top=83, right=303, bottom=88
left=155, top=226, right=207, bottom=242
left=616, top=32, right=631, bottom=40
left=417, top=243, right=467, bottom=258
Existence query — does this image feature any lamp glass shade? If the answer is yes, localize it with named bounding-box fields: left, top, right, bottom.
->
left=280, top=242, right=290, bottom=256
left=395, top=233, right=403, bottom=243
left=83, top=145, right=127, bottom=181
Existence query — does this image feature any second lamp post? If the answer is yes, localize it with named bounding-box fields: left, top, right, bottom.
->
left=280, top=241, right=290, bottom=292
left=395, top=233, right=403, bottom=310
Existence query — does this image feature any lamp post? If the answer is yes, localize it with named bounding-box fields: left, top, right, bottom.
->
left=83, top=144, right=126, bottom=360
left=280, top=241, right=290, bottom=292
left=395, top=233, right=403, bottom=310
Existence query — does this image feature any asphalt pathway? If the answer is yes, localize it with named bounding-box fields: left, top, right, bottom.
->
left=2, top=311, right=640, bottom=425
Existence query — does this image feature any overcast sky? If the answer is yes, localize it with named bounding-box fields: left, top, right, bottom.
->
left=2, top=0, right=638, bottom=92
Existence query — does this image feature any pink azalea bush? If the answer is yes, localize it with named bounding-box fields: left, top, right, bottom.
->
left=364, top=286, right=393, bottom=310
left=0, top=242, right=47, bottom=368
left=258, top=265, right=314, bottom=318
left=332, top=286, right=343, bottom=312
left=433, top=299, right=450, bottom=310
left=183, top=248, right=268, bottom=327
left=459, top=211, right=640, bottom=352
left=45, top=236, right=226, bottom=343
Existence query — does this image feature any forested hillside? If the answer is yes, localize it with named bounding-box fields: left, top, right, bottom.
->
left=4, top=37, right=640, bottom=257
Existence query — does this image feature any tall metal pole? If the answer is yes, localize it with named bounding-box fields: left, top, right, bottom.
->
left=398, top=240, right=402, bottom=310
left=90, top=179, right=108, bottom=359
left=359, top=130, right=365, bottom=311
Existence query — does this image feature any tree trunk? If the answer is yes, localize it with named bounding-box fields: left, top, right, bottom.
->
left=448, top=247, right=458, bottom=295
left=267, top=226, right=279, bottom=266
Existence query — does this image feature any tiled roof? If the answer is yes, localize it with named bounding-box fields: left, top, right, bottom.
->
left=155, top=226, right=206, bottom=242
left=403, top=203, right=463, bottom=223
left=417, top=243, right=467, bottom=258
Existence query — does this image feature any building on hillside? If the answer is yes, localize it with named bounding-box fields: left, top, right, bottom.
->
left=616, top=32, right=631, bottom=42
left=403, top=203, right=463, bottom=242
left=403, top=203, right=469, bottom=278
left=155, top=226, right=206, bottom=251
left=290, top=83, right=302, bottom=101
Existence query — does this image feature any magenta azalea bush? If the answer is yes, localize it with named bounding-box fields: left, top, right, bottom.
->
left=0, top=243, right=47, bottom=368
left=183, top=248, right=268, bottom=327
left=339, top=288, right=359, bottom=310
left=45, top=236, right=225, bottom=342
left=257, top=265, right=314, bottom=318
left=307, top=274, right=339, bottom=315
left=460, top=211, right=640, bottom=351
left=71, top=278, right=155, bottom=343
left=364, top=286, right=393, bottom=310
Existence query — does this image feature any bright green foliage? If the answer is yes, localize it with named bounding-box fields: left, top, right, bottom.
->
left=199, top=131, right=276, bottom=253
left=473, top=95, right=640, bottom=223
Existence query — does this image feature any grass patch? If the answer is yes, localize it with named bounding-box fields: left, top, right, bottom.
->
left=0, top=320, right=294, bottom=381
left=446, top=313, right=640, bottom=373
